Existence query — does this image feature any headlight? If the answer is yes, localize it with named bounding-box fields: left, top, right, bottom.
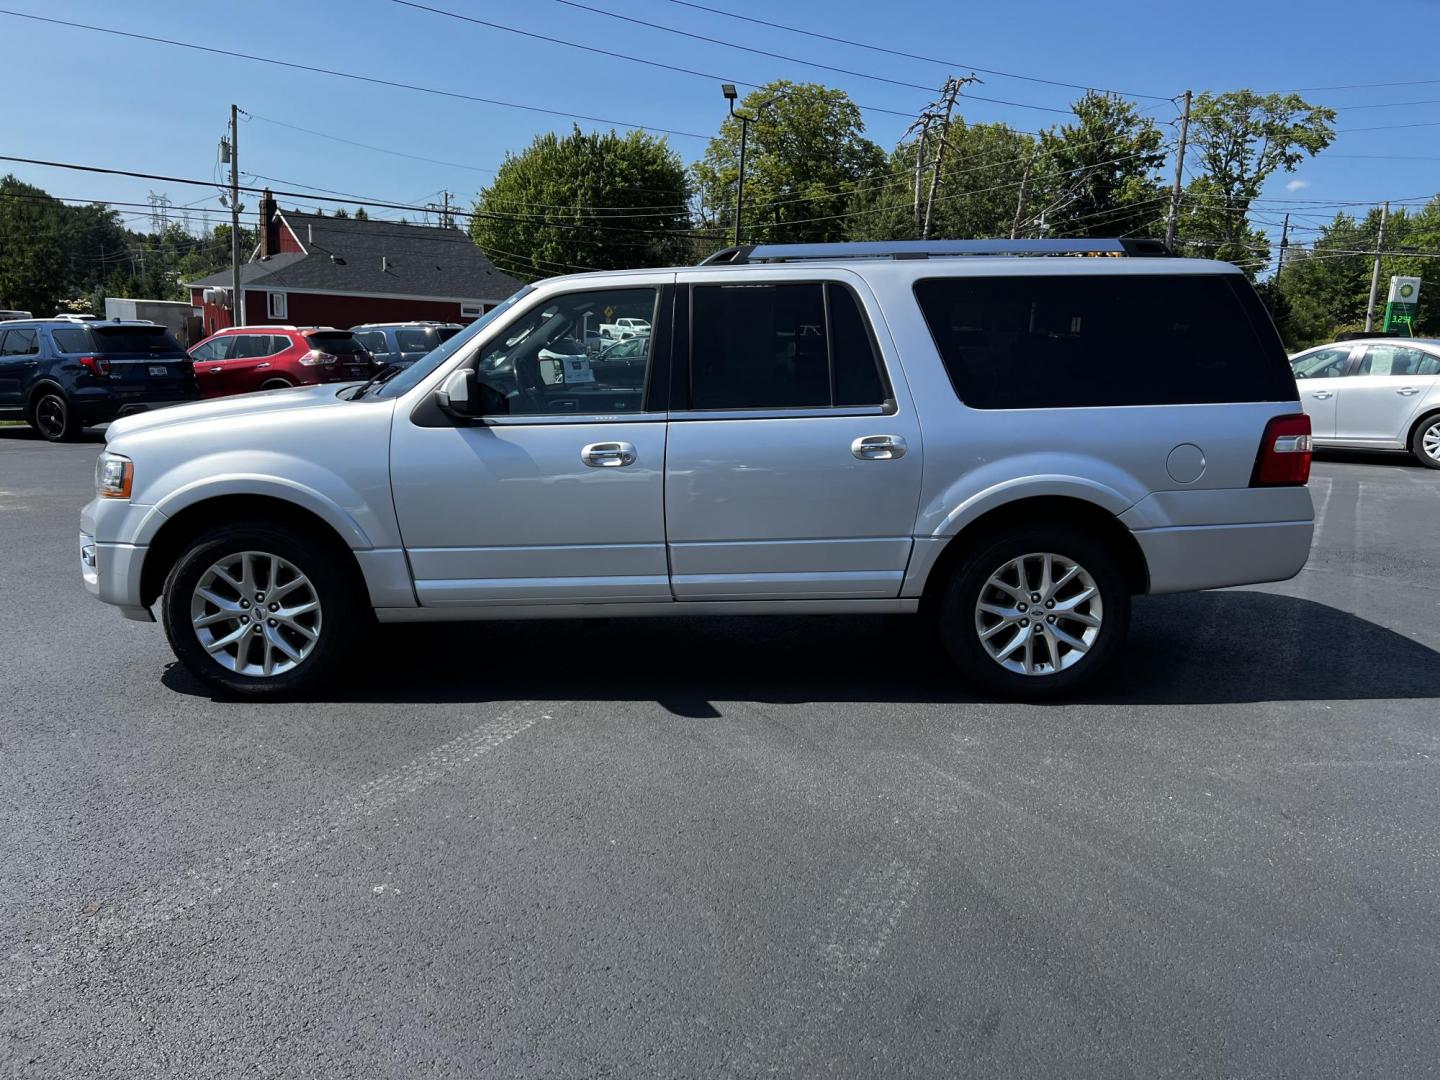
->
left=96, top=452, right=134, bottom=499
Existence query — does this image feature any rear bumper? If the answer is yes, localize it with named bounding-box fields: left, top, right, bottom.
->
left=73, top=393, right=200, bottom=424
left=1131, top=520, right=1314, bottom=595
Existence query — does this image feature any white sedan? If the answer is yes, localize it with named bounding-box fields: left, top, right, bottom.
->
left=1289, top=338, right=1440, bottom=468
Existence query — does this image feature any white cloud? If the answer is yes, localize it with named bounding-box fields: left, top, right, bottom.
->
left=1285, top=179, right=1310, bottom=192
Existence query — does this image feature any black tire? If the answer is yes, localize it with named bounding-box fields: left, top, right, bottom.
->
left=935, top=524, right=1132, bottom=700
left=1411, top=412, right=1440, bottom=470
left=161, top=523, right=364, bottom=698
left=29, top=390, right=81, bottom=442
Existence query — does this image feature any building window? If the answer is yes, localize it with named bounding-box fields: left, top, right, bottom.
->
left=267, top=291, right=287, bottom=320
left=460, top=301, right=483, bottom=319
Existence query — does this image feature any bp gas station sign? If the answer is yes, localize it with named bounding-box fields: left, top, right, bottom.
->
left=1384, top=276, right=1421, bottom=332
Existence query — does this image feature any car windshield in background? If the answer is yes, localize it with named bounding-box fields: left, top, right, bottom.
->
left=53, top=325, right=185, bottom=355
left=305, top=332, right=368, bottom=355
left=369, top=287, right=533, bottom=400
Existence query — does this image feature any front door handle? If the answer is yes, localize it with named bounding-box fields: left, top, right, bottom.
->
left=852, top=434, right=907, bottom=460
left=1311, top=390, right=1333, bottom=400
left=581, top=441, right=637, bottom=468
left=1397, top=386, right=1421, bottom=396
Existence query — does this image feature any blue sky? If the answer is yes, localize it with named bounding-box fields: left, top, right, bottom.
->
left=3, top=0, right=1438, bottom=248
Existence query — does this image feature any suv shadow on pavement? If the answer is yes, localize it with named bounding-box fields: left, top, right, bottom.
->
left=161, top=590, right=1440, bottom=712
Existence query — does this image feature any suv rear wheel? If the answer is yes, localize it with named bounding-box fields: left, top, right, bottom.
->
left=161, top=523, right=362, bottom=697
left=937, top=525, right=1131, bottom=699
left=31, top=390, right=81, bottom=442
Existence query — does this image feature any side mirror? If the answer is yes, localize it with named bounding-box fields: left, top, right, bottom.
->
left=435, top=368, right=477, bottom=418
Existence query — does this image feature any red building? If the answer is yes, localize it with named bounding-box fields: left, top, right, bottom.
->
left=187, top=191, right=522, bottom=336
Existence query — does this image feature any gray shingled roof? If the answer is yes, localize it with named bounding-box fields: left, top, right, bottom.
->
left=188, top=211, right=521, bottom=301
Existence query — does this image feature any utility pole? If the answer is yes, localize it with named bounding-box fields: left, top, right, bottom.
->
left=1010, top=152, right=1035, bottom=240
left=921, top=76, right=973, bottom=240
left=441, top=190, right=452, bottom=228
left=1365, top=200, right=1390, bottom=333
left=734, top=112, right=749, bottom=247
left=1164, top=90, right=1192, bottom=251
left=1274, top=213, right=1291, bottom=278
left=228, top=103, right=243, bottom=328
left=912, top=127, right=927, bottom=236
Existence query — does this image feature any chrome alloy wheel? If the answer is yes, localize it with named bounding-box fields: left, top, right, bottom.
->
left=1423, top=420, right=1440, bottom=464
left=190, top=551, right=322, bottom=677
left=974, top=552, right=1103, bottom=676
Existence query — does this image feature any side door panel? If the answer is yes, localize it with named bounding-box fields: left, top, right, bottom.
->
left=1291, top=345, right=1355, bottom=439
left=665, top=271, right=923, bottom=601
left=390, top=279, right=675, bottom=607
left=1338, top=345, right=1435, bottom=444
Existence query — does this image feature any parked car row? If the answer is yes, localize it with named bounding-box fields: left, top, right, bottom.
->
left=0, top=317, right=468, bottom=440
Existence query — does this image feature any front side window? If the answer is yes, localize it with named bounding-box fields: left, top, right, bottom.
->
left=473, top=287, right=657, bottom=416
left=915, top=274, right=1297, bottom=409
left=1292, top=347, right=1353, bottom=380
left=190, top=337, right=234, bottom=361
left=688, top=282, right=889, bottom=411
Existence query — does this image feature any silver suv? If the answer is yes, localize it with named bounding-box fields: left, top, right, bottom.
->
left=79, top=239, right=1315, bottom=699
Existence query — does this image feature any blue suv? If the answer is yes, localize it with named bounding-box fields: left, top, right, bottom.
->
left=0, top=320, right=199, bottom=441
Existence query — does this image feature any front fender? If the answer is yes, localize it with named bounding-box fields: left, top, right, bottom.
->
left=132, top=459, right=384, bottom=550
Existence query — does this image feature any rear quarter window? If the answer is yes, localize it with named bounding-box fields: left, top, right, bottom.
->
left=912, top=273, right=1297, bottom=409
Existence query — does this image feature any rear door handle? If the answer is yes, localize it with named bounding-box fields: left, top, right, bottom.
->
left=581, top=441, right=637, bottom=468
left=1311, top=390, right=1333, bottom=400
left=1397, top=386, right=1421, bottom=396
left=852, top=434, right=907, bottom=460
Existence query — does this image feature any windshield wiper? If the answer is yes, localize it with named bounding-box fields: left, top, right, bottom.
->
left=349, top=363, right=404, bottom=399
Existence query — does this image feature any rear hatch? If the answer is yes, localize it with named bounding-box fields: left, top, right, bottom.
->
left=52, top=324, right=198, bottom=401
left=304, top=331, right=374, bottom=381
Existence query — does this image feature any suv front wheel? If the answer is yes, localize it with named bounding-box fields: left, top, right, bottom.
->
left=161, top=523, right=362, bottom=697
left=937, top=525, right=1131, bottom=699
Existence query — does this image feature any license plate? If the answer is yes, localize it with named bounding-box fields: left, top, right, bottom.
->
left=149, top=365, right=168, bottom=376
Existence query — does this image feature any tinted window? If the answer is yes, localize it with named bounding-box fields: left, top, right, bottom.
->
left=688, top=283, right=887, bottom=411
left=353, top=330, right=388, bottom=353
left=395, top=328, right=439, bottom=352
left=913, top=274, right=1297, bottom=409
left=231, top=334, right=280, bottom=359
left=305, top=331, right=367, bottom=356
left=436, top=326, right=462, bottom=343
left=473, top=287, right=656, bottom=416
left=53, top=325, right=186, bottom=355
left=0, top=328, right=38, bottom=356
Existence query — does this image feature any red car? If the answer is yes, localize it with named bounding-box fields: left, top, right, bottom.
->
left=187, top=326, right=375, bottom=398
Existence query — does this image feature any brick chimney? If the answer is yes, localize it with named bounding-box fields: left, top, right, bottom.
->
left=257, top=188, right=278, bottom=257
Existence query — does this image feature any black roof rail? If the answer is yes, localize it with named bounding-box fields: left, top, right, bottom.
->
left=694, top=238, right=1173, bottom=266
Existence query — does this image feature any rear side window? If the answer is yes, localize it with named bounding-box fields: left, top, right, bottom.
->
left=912, top=274, right=1297, bottom=409
left=688, top=282, right=889, bottom=411
left=353, top=330, right=388, bottom=353
left=395, top=328, right=438, bottom=352
left=0, top=328, right=38, bottom=355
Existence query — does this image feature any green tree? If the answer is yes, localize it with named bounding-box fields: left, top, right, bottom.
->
left=1179, top=90, right=1336, bottom=268
left=470, top=126, right=693, bottom=280
left=693, top=80, right=885, bottom=246
left=1032, top=92, right=1168, bottom=238
left=845, top=121, right=1038, bottom=241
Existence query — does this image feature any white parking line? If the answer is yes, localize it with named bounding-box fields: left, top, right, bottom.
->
left=2, top=703, right=554, bottom=999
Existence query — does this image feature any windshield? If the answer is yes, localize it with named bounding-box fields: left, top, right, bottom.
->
left=368, top=288, right=533, bottom=399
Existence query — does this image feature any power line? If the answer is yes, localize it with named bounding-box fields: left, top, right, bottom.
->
left=659, top=0, right=1173, bottom=101
left=386, top=0, right=924, bottom=121
left=540, top=0, right=1074, bottom=114
left=0, top=8, right=711, bottom=141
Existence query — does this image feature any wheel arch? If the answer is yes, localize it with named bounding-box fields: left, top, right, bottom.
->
left=26, top=378, right=67, bottom=410
left=917, top=495, right=1150, bottom=610
left=139, top=493, right=369, bottom=609
left=1407, top=405, right=1440, bottom=448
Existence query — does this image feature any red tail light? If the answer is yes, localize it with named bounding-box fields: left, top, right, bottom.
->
left=77, top=354, right=111, bottom=377
left=1251, top=413, right=1312, bottom=486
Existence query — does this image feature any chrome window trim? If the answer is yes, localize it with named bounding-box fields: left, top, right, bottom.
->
left=667, top=405, right=893, bottom=422
left=477, top=411, right=667, bottom=427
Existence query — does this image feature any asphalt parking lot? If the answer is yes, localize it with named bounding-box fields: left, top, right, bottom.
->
left=2, top=427, right=1438, bottom=1079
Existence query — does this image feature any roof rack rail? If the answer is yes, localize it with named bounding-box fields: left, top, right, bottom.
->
left=696, top=238, right=1171, bottom=266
